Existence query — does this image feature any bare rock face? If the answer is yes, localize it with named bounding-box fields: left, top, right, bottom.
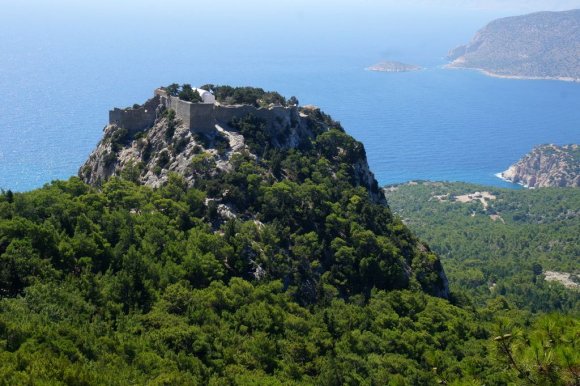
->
left=81, top=97, right=302, bottom=188
left=500, top=144, right=580, bottom=188
left=80, top=114, right=215, bottom=189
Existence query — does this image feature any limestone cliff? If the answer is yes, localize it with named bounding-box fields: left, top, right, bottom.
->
left=447, top=10, right=580, bottom=81
left=500, top=144, right=580, bottom=188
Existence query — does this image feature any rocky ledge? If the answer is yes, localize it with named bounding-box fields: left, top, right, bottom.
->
left=499, top=144, right=580, bottom=188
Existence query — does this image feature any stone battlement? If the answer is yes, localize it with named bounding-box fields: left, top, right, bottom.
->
left=110, top=88, right=300, bottom=136
left=154, top=88, right=215, bottom=133
left=109, top=95, right=160, bottom=134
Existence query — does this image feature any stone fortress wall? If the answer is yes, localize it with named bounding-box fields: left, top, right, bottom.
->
left=213, top=104, right=300, bottom=137
left=109, top=87, right=300, bottom=136
left=109, top=95, right=160, bottom=134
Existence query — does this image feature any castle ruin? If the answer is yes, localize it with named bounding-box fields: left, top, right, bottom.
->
left=108, top=87, right=301, bottom=137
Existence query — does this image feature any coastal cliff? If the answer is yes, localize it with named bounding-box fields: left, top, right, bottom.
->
left=500, top=144, right=580, bottom=188
left=447, top=10, right=580, bottom=81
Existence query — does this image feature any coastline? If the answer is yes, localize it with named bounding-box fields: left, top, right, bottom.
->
left=494, top=172, right=529, bottom=188
left=444, top=64, right=580, bottom=83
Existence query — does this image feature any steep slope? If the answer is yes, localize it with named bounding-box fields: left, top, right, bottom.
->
left=77, top=85, right=449, bottom=301
left=499, top=144, right=580, bottom=188
left=447, top=10, right=580, bottom=81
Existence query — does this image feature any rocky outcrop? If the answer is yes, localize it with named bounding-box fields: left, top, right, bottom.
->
left=500, top=144, right=580, bottom=188
left=79, top=92, right=385, bottom=203
left=84, top=101, right=298, bottom=185
left=447, top=10, right=580, bottom=81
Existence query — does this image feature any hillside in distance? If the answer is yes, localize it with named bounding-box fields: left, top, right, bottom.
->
left=385, top=181, right=580, bottom=313
left=447, top=10, right=580, bottom=81
left=499, top=144, right=580, bottom=188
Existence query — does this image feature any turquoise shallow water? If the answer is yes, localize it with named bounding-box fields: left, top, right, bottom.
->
left=0, top=2, right=579, bottom=191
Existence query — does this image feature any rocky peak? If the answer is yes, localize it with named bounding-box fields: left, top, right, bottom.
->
left=77, top=85, right=449, bottom=301
left=79, top=87, right=384, bottom=204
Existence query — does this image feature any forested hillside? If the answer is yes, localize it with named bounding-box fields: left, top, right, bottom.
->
left=0, top=90, right=577, bottom=384
left=385, top=181, right=580, bottom=313
left=1, top=180, right=578, bottom=384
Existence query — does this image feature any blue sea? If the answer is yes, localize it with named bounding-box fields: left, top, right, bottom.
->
left=1, top=1, right=579, bottom=192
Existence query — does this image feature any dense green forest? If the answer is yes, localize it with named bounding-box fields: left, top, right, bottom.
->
left=1, top=179, right=578, bottom=384
left=0, top=107, right=578, bottom=384
left=384, top=181, right=580, bottom=313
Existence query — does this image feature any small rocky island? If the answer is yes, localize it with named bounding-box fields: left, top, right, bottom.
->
left=366, top=61, right=422, bottom=73
left=499, top=144, right=580, bottom=188
left=447, top=10, right=580, bottom=81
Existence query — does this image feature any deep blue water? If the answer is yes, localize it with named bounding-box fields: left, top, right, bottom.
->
left=1, top=1, right=579, bottom=191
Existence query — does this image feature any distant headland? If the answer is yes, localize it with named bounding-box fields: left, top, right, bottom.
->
left=497, top=144, right=580, bottom=188
left=365, top=61, right=422, bottom=73
left=447, top=10, right=580, bottom=82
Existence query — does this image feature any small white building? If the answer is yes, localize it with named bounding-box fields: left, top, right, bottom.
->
left=193, top=88, right=216, bottom=104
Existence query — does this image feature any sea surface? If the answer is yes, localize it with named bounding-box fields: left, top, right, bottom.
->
left=1, top=1, right=579, bottom=191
